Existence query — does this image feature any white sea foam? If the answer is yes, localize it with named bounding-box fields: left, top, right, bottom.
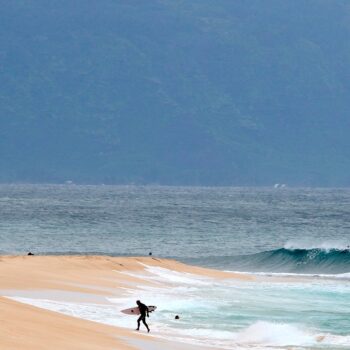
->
left=224, top=270, right=350, bottom=281
left=284, top=240, right=350, bottom=251
left=234, top=321, right=314, bottom=346
left=137, top=264, right=213, bottom=286
left=321, top=333, right=350, bottom=346
left=117, top=265, right=216, bottom=291
left=6, top=296, right=132, bottom=327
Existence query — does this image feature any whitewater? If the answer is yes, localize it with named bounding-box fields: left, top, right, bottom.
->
left=0, top=185, right=349, bottom=349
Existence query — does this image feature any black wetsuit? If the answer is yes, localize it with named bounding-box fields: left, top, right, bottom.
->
left=137, top=302, right=150, bottom=332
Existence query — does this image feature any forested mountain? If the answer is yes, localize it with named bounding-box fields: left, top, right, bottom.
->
left=1, top=0, right=350, bottom=186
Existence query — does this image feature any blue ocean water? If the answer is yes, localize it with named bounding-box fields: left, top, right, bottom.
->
left=1, top=185, right=349, bottom=261
left=1, top=185, right=349, bottom=349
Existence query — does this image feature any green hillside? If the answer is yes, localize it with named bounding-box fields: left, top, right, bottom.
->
left=1, top=1, right=350, bottom=185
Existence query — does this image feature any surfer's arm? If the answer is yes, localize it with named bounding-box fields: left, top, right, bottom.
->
left=146, top=306, right=149, bottom=317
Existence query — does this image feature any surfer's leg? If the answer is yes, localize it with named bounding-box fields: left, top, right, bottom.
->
left=136, top=315, right=142, bottom=330
left=142, top=316, right=150, bottom=332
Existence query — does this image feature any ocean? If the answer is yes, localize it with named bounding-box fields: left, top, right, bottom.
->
left=1, top=184, right=349, bottom=349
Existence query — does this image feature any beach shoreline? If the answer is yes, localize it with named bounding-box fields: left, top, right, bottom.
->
left=0, top=255, right=244, bottom=350
left=1, top=255, right=349, bottom=349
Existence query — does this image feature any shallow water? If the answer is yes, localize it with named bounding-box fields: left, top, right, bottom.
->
left=1, top=185, right=350, bottom=349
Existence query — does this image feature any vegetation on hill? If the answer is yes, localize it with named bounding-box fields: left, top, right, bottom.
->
left=1, top=1, right=349, bottom=185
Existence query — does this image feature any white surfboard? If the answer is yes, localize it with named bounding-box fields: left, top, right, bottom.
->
left=121, top=305, right=157, bottom=315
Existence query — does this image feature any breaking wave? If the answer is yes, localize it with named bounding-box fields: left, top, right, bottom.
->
left=192, top=246, right=350, bottom=274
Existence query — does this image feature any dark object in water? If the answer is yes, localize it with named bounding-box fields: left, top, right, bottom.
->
left=27, top=252, right=34, bottom=256
left=149, top=252, right=152, bottom=256
left=175, top=315, right=180, bottom=320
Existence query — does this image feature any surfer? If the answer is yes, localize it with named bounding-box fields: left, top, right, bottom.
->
left=136, top=300, right=150, bottom=332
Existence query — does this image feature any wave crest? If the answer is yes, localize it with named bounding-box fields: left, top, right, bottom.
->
left=284, top=240, right=349, bottom=252
left=196, top=247, right=350, bottom=274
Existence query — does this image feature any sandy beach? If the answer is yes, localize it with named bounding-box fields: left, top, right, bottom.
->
left=0, top=256, right=249, bottom=349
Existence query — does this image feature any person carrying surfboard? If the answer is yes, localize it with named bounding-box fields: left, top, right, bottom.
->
left=136, top=300, right=150, bottom=332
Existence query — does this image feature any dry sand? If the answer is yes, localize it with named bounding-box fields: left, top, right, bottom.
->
left=0, top=256, right=250, bottom=349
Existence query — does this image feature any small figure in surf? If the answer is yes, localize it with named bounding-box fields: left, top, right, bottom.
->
left=136, top=300, right=150, bottom=332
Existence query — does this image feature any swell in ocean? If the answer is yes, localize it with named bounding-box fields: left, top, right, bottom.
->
left=187, top=246, right=350, bottom=274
